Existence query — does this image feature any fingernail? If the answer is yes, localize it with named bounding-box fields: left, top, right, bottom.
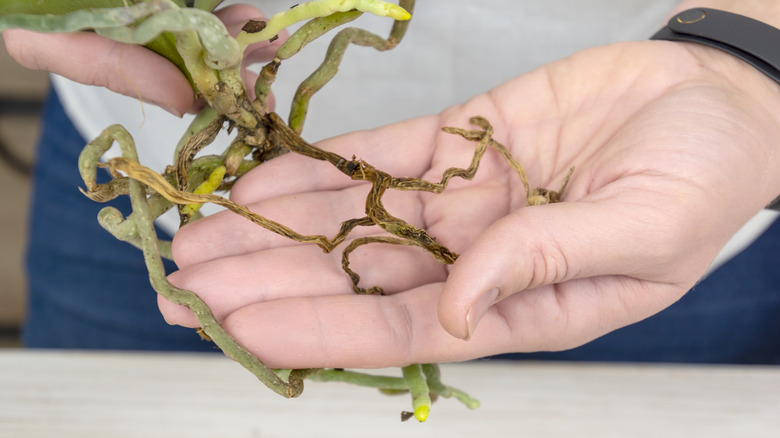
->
left=464, top=287, right=500, bottom=340
left=154, top=101, right=184, bottom=118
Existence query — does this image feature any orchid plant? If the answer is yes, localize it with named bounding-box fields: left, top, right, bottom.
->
left=2, top=0, right=571, bottom=421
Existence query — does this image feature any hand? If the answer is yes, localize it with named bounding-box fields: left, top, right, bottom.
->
left=159, top=41, right=780, bottom=369
left=2, top=4, right=282, bottom=116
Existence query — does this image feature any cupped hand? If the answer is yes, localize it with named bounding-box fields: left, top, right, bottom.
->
left=160, top=41, right=780, bottom=369
left=2, top=4, right=282, bottom=116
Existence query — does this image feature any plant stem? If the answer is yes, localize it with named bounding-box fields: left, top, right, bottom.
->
left=287, top=0, right=415, bottom=132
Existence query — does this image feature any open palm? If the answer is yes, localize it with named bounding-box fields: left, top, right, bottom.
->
left=161, top=41, right=780, bottom=369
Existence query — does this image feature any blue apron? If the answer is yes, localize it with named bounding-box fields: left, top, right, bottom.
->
left=24, top=88, right=215, bottom=352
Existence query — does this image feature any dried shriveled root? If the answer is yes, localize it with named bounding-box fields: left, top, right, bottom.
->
left=104, top=113, right=574, bottom=296
left=442, top=116, right=574, bottom=206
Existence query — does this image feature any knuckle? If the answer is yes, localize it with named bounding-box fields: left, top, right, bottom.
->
left=521, top=238, right=570, bottom=290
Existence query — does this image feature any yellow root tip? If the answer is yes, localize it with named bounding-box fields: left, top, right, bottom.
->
left=389, top=6, right=412, bottom=21
left=414, top=405, right=429, bottom=422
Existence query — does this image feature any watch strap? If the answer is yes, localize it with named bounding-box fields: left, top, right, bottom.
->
left=651, top=8, right=780, bottom=87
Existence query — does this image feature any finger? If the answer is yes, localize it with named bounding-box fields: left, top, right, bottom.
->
left=163, top=244, right=352, bottom=328
left=229, top=115, right=443, bottom=204
left=436, top=188, right=717, bottom=340
left=3, top=29, right=194, bottom=116
left=222, top=276, right=688, bottom=369
left=214, top=4, right=266, bottom=36
left=218, top=284, right=503, bottom=369
left=161, top=238, right=447, bottom=327
left=214, top=4, right=285, bottom=70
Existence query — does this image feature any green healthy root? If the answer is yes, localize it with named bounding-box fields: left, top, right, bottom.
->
left=235, top=0, right=411, bottom=48
left=288, top=1, right=414, bottom=132
left=402, top=364, right=431, bottom=422
left=79, top=125, right=302, bottom=398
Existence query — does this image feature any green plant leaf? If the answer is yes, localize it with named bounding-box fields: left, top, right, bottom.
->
left=0, top=0, right=137, bottom=15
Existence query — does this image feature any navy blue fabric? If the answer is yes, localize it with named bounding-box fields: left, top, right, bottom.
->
left=23, top=88, right=780, bottom=363
left=23, top=88, right=216, bottom=352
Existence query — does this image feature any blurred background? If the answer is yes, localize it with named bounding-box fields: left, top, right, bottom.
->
left=0, top=39, right=48, bottom=347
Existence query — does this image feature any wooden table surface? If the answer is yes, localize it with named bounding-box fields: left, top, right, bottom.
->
left=1, top=349, right=778, bottom=437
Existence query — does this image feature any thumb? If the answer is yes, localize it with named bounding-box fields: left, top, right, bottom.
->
left=436, top=198, right=709, bottom=340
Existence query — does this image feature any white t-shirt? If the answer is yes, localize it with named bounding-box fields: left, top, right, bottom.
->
left=52, top=0, right=778, bottom=271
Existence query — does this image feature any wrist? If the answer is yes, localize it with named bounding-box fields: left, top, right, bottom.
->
left=654, top=5, right=780, bottom=209
left=683, top=44, right=780, bottom=210
left=682, top=46, right=780, bottom=209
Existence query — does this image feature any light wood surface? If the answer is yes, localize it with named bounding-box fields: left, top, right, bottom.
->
left=1, top=349, right=778, bottom=437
